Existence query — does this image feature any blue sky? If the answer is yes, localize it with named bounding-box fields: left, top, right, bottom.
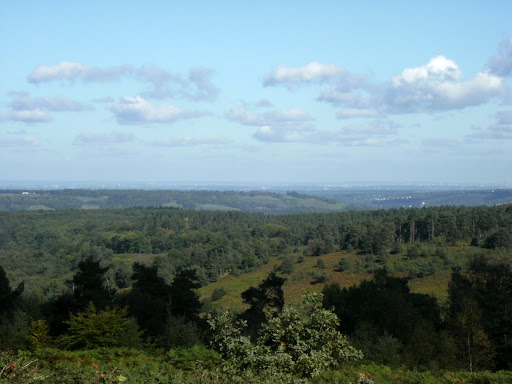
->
left=1, top=1, right=511, bottom=185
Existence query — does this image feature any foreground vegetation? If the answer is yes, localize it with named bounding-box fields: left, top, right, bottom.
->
left=2, top=348, right=512, bottom=383
left=1, top=202, right=511, bottom=382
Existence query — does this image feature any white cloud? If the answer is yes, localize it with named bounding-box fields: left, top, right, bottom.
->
left=488, top=37, right=512, bottom=77
left=28, top=61, right=132, bottom=83
left=282, top=52, right=507, bottom=116
left=253, top=125, right=313, bottom=143
left=226, top=106, right=312, bottom=126
left=73, top=132, right=134, bottom=146
left=28, top=61, right=219, bottom=102
left=4, top=109, right=52, bottom=123
left=263, top=61, right=345, bottom=86
left=385, top=57, right=503, bottom=112
left=9, top=92, right=90, bottom=111
left=252, top=120, right=398, bottom=145
left=107, top=96, right=207, bottom=124
left=0, top=92, right=91, bottom=124
left=0, top=135, right=40, bottom=146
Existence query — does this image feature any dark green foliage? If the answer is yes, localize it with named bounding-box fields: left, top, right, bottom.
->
left=407, top=243, right=422, bottom=259
left=483, top=227, right=512, bottom=249
left=448, top=256, right=512, bottom=370
left=276, top=256, right=295, bottom=274
left=59, top=303, right=141, bottom=350
left=211, top=286, right=228, bottom=301
left=109, top=232, right=152, bottom=254
left=0, top=265, right=23, bottom=317
left=0, top=309, right=32, bottom=351
left=169, top=268, right=201, bottom=321
left=336, top=257, right=353, bottom=272
left=124, top=263, right=172, bottom=340
left=166, top=345, right=222, bottom=370
left=312, top=271, right=333, bottom=284
left=323, top=269, right=445, bottom=369
left=239, top=272, right=285, bottom=336
left=72, top=256, right=111, bottom=311
left=161, top=315, right=202, bottom=349
left=389, top=241, right=403, bottom=255
left=316, top=258, right=326, bottom=269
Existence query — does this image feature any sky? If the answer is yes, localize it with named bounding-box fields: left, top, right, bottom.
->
left=1, top=1, right=512, bottom=185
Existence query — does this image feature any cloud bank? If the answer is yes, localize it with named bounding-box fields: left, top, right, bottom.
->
left=28, top=62, right=219, bottom=101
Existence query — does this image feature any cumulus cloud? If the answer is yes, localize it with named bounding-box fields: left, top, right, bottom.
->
left=107, top=96, right=207, bottom=124
left=385, top=56, right=503, bottom=113
left=28, top=61, right=132, bottom=83
left=263, top=62, right=345, bottom=86
left=226, top=106, right=312, bottom=126
left=73, top=132, right=134, bottom=146
left=469, top=110, right=512, bottom=140
left=488, top=38, right=512, bottom=77
left=147, top=136, right=232, bottom=147
left=9, top=92, right=90, bottom=111
left=314, top=55, right=504, bottom=116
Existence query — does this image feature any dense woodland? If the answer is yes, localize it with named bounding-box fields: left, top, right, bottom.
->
left=0, top=201, right=511, bottom=383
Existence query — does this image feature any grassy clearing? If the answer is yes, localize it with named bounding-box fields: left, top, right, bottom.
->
left=199, top=248, right=461, bottom=312
left=408, top=270, right=451, bottom=303
left=196, top=203, right=241, bottom=211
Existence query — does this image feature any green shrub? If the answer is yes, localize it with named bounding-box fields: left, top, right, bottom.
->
left=58, top=303, right=142, bottom=350
left=208, top=292, right=362, bottom=378
left=166, top=345, right=222, bottom=370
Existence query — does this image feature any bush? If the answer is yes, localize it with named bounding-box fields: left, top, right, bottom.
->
left=58, top=303, right=141, bottom=350
left=208, top=292, right=362, bottom=378
left=337, top=258, right=353, bottom=272
left=211, top=287, right=228, bottom=302
left=166, top=345, right=222, bottom=371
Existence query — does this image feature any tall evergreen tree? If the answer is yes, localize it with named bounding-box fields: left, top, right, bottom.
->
left=0, top=265, right=23, bottom=318
left=239, top=272, right=285, bottom=337
left=126, top=263, right=172, bottom=340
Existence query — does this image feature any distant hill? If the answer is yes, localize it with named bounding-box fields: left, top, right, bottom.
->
left=0, top=189, right=346, bottom=214
left=1, top=188, right=511, bottom=213
left=302, top=188, right=512, bottom=209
